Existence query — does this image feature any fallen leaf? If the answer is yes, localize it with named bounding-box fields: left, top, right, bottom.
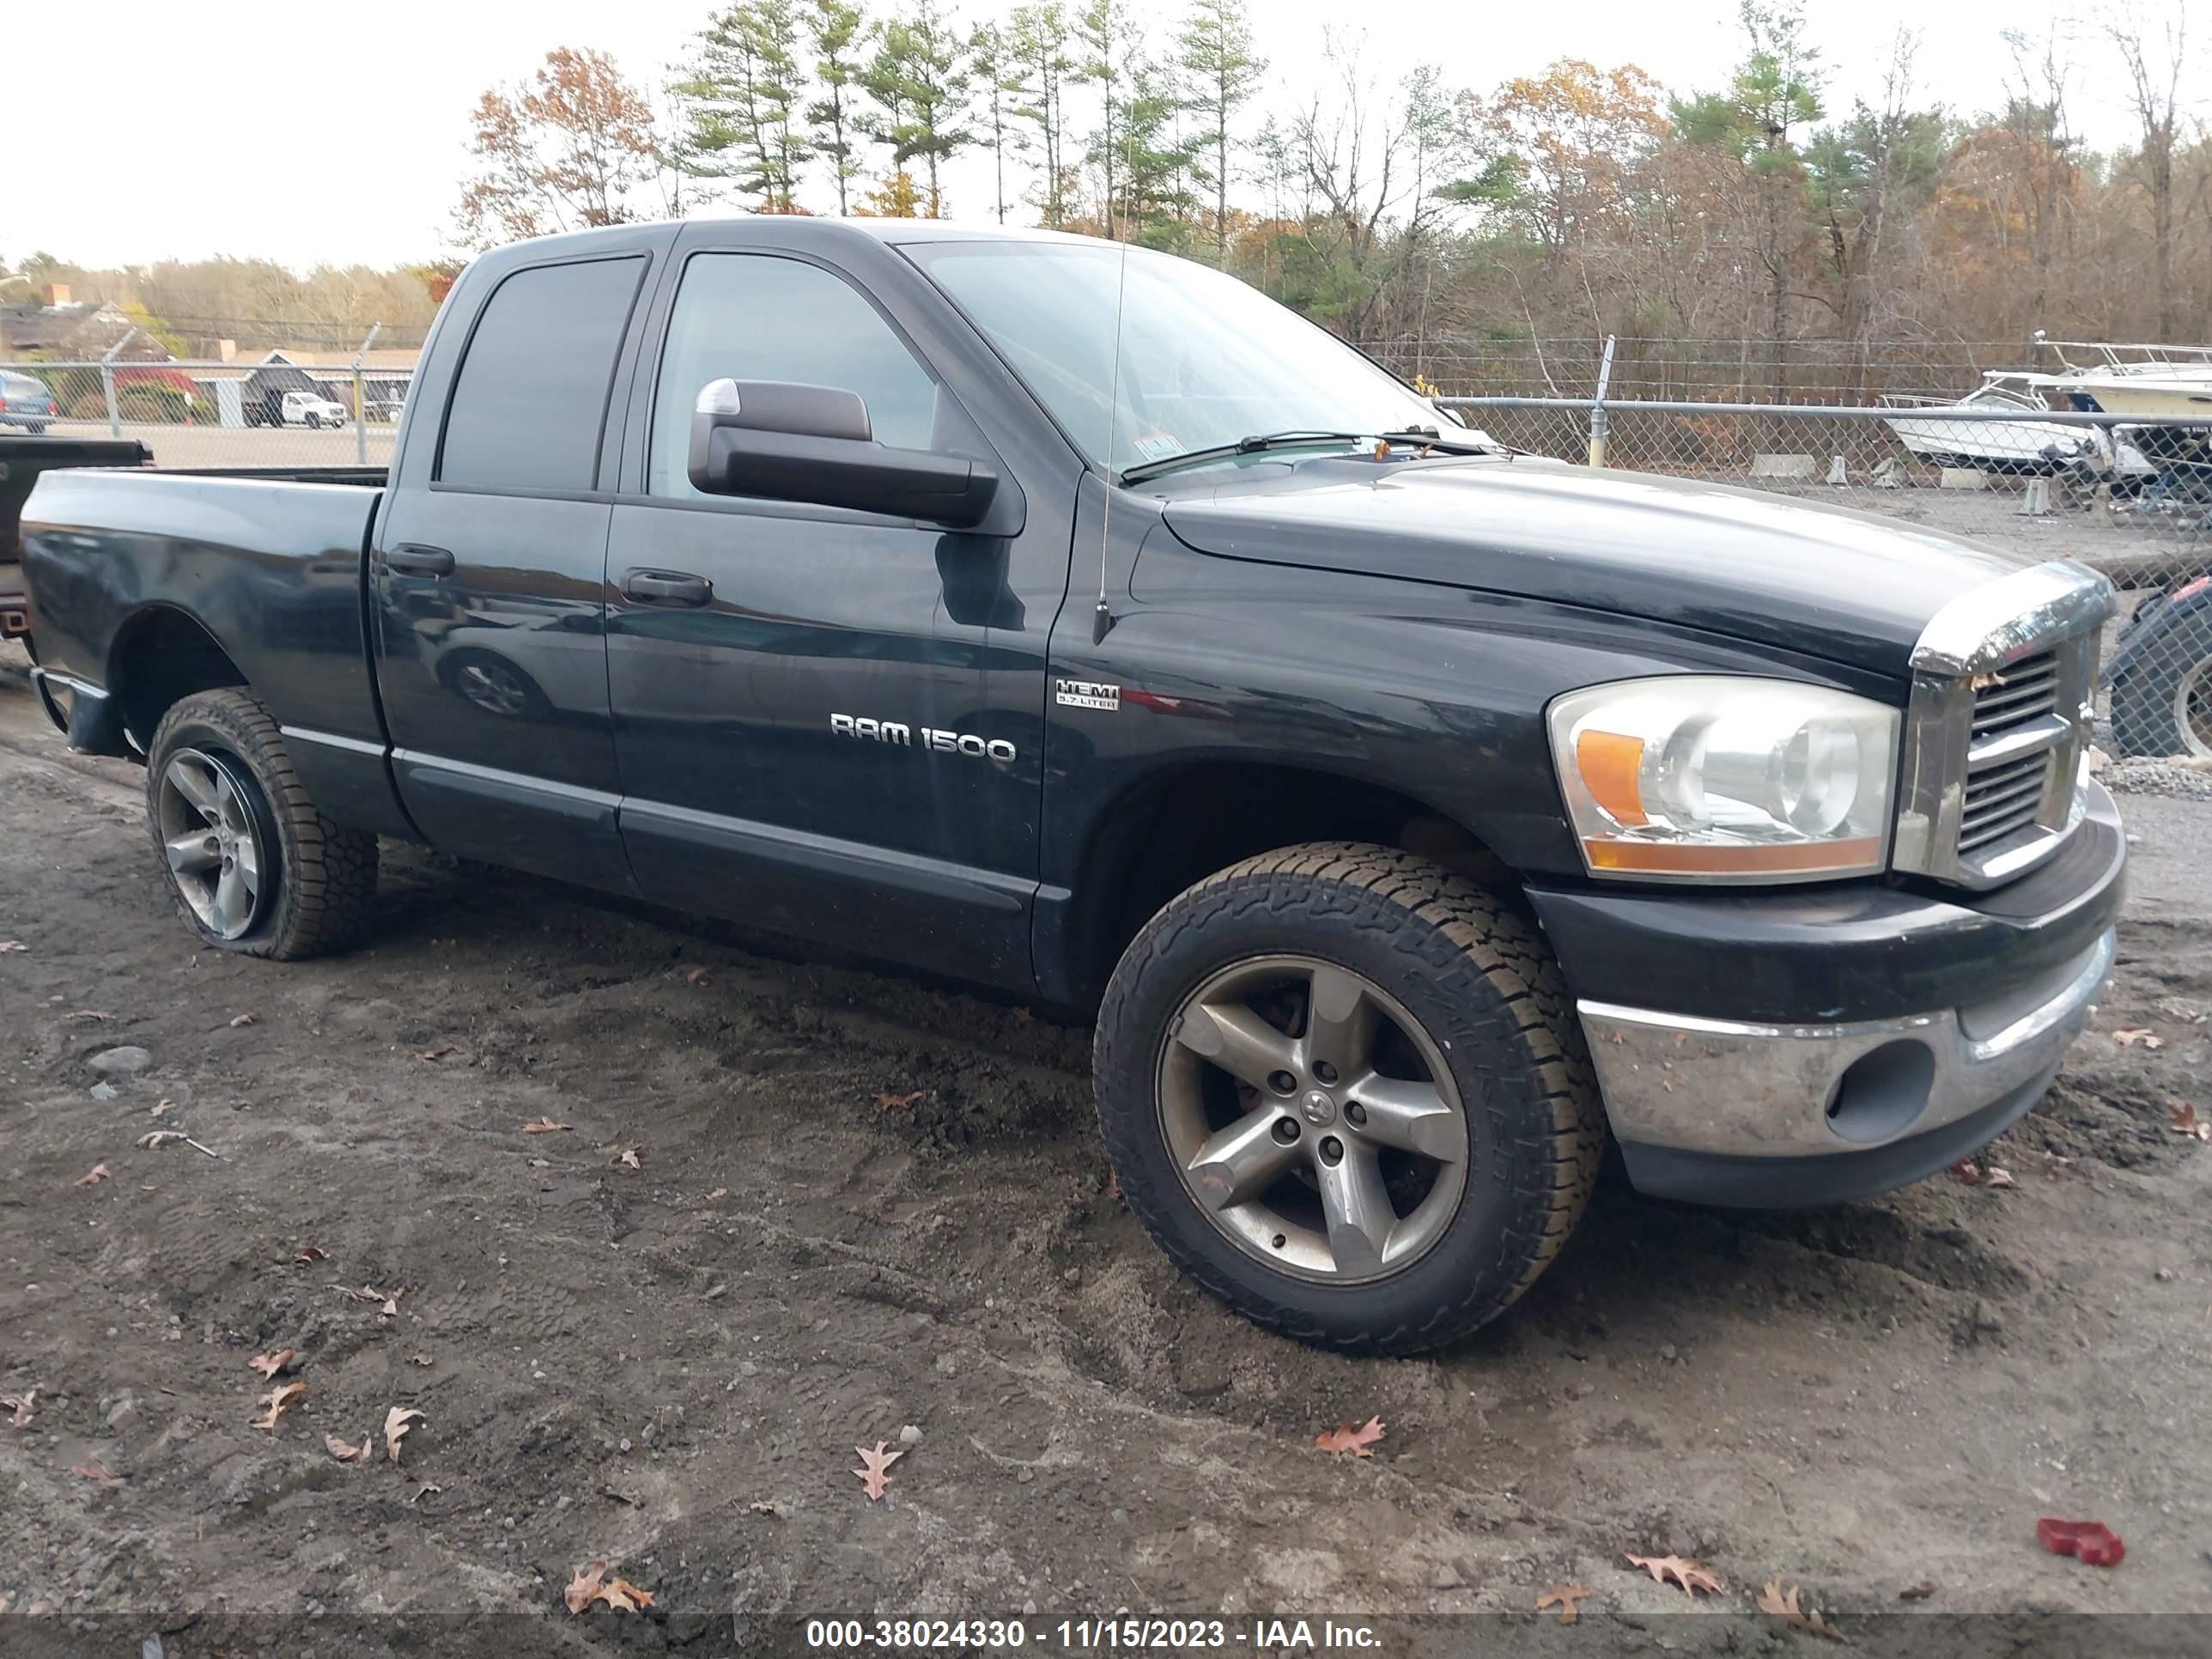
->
left=415, top=1044, right=455, bottom=1061
left=149, top=1099, right=173, bottom=1118
left=1899, top=1580, right=1941, bottom=1601
left=1537, top=1583, right=1591, bottom=1626
left=2114, top=1027, right=2164, bottom=1049
left=66, top=1010, right=112, bottom=1023
left=74, top=1163, right=110, bottom=1187
left=3, top=1389, right=34, bottom=1427
left=0, top=940, right=27, bottom=953
left=522, top=1116, right=570, bottom=1133
left=1103, top=1168, right=1121, bottom=1201
left=253, top=1381, right=307, bottom=1431
left=563, top=1563, right=606, bottom=1615
left=228, top=1012, right=257, bottom=1028
left=854, top=1440, right=905, bottom=1500
left=1314, top=1416, right=1387, bottom=1457
left=248, top=1348, right=297, bottom=1379
left=1969, top=672, right=2006, bottom=691
left=2169, top=1103, right=2212, bottom=1142
left=684, top=967, right=711, bottom=985
left=1949, top=1158, right=2015, bottom=1188
left=337, top=1284, right=404, bottom=1316
left=70, top=1460, right=118, bottom=1482
left=598, top=1577, right=657, bottom=1612
left=1758, top=1578, right=1844, bottom=1639
left=618, top=1147, right=641, bottom=1170
left=876, top=1090, right=925, bottom=1111
left=1010, top=1006, right=1035, bottom=1024
left=410, top=1482, right=441, bottom=1504
left=1625, top=1553, right=1723, bottom=1596
left=1374, top=439, right=1394, bottom=459
left=703, top=1188, right=728, bottom=1201
left=293, top=1245, right=329, bottom=1263
left=325, top=1432, right=372, bottom=1463
left=409, top=1352, right=434, bottom=1367
left=384, top=1406, right=425, bottom=1463
left=137, top=1130, right=187, bottom=1150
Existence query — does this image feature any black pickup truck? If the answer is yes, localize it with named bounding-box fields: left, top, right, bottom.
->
left=21, top=220, right=2124, bottom=1354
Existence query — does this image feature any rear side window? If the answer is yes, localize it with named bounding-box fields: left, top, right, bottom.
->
left=439, top=256, right=643, bottom=492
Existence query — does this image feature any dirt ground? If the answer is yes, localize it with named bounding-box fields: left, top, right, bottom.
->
left=3, top=638, right=2211, bottom=1657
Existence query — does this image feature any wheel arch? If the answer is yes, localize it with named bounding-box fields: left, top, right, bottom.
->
left=1047, top=757, right=1522, bottom=1010
left=107, top=603, right=251, bottom=753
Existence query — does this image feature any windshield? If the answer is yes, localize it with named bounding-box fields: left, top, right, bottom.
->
left=904, top=239, right=1462, bottom=477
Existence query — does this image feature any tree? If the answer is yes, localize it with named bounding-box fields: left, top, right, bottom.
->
left=864, top=0, right=972, bottom=217
left=678, top=1, right=812, bottom=212
left=1115, top=58, right=1205, bottom=247
left=454, top=47, right=661, bottom=249
left=1673, top=1, right=1825, bottom=399
left=969, top=21, right=1028, bottom=222
left=1175, top=0, right=1266, bottom=263
left=806, top=0, right=872, bottom=216
left=1008, top=3, right=1077, bottom=226
left=2109, top=3, right=2190, bottom=339
left=1486, top=59, right=1668, bottom=268
left=1073, top=0, right=1135, bottom=239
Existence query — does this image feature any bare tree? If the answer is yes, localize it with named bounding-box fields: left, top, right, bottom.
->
left=2110, top=1, right=2191, bottom=339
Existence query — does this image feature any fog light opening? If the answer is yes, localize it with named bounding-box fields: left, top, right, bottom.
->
left=1823, top=1040, right=1936, bottom=1146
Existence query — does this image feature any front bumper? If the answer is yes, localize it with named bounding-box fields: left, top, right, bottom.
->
left=1528, top=782, right=2126, bottom=1207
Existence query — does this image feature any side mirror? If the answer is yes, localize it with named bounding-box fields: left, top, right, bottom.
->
left=687, top=378, right=1000, bottom=528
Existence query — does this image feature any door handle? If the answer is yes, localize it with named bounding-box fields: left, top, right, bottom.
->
left=386, top=544, right=455, bottom=577
left=622, top=569, right=714, bottom=606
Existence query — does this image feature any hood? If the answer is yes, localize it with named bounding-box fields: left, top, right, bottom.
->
left=1156, top=455, right=2021, bottom=678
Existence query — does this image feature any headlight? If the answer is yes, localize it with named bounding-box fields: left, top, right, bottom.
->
left=1547, top=677, right=1899, bottom=882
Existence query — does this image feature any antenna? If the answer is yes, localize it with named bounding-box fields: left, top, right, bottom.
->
left=1091, top=242, right=1130, bottom=646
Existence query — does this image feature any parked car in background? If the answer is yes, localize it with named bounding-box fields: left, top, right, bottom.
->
left=276, top=391, right=349, bottom=429
left=0, top=370, right=58, bottom=434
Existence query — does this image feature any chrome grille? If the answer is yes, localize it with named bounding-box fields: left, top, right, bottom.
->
left=1892, top=562, right=2113, bottom=890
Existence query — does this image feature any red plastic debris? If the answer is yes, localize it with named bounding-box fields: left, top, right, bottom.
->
left=2037, top=1518, right=2125, bottom=1566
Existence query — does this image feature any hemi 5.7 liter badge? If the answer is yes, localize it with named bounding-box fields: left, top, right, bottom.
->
left=1055, top=678, right=1121, bottom=712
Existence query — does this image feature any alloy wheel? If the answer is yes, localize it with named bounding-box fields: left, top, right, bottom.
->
left=155, top=747, right=266, bottom=939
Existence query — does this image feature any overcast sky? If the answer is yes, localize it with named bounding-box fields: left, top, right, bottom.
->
left=6, top=0, right=2171, bottom=271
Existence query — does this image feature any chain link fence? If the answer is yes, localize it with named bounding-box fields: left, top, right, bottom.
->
left=1438, top=394, right=2212, bottom=774
left=0, top=356, right=415, bottom=471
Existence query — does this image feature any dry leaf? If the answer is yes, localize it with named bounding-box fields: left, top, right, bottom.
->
left=338, top=1284, right=404, bottom=1316
left=564, top=1563, right=606, bottom=1615
left=254, top=1381, right=307, bottom=1431
left=74, top=1163, right=110, bottom=1187
left=248, top=1348, right=297, bottom=1379
left=2169, top=1103, right=2212, bottom=1141
left=70, top=1460, right=118, bottom=1482
left=1537, top=1583, right=1591, bottom=1626
left=384, top=1406, right=425, bottom=1462
left=598, top=1578, right=657, bottom=1612
left=409, top=1352, right=435, bottom=1367
left=1625, top=1553, right=1723, bottom=1595
left=704, top=1188, right=728, bottom=1201
left=1010, top=1006, right=1035, bottom=1024
left=618, top=1147, right=641, bottom=1169
left=137, top=1130, right=187, bottom=1150
left=522, top=1116, right=570, bottom=1133
left=876, top=1090, right=925, bottom=1111
left=1103, top=1167, right=1121, bottom=1200
left=1758, top=1578, right=1844, bottom=1640
left=415, top=1044, right=455, bottom=1061
left=684, top=967, right=711, bottom=985
left=0, top=940, right=27, bottom=953
left=1899, top=1580, right=1940, bottom=1601
left=1949, top=1158, right=2015, bottom=1188
left=1314, top=1416, right=1387, bottom=1457
left=228, top=1012, right=257, bottom=1028
left=1374, top=440, right=1394, bottom=459
left=2114, top=1027, right=2164, bottom=1049
left=294, top=1245, right=329, bottom=1263
left=1968, top=672, right=2006, bottom=691
left=66, top=1010, right=112, bottom=1022
left=854, top=1440, right=905, bottom=1500
left=410, top=1482, right=442, bottom=1504
left=3, top=1389, right=35, bottom=1428
left=325, top=1432, right=372, bottom=1463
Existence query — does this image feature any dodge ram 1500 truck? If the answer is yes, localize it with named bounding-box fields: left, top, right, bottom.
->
left=21, top=219, right=2124, bottom=1355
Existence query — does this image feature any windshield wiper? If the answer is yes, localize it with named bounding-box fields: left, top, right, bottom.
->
left=1120, top=428, right=1491, bottom=485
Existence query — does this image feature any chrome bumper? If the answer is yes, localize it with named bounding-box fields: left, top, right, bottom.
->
left=1578, top=929, right=2114, bottom=1158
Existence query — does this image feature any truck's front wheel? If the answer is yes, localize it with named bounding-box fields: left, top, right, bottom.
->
left=146, top=690, right=379, bottom=959
left=1094, top=843, right=1605, bottom=1356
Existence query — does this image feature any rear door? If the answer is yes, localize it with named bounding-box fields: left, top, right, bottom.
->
left=372, top=242, right=663, bottom=890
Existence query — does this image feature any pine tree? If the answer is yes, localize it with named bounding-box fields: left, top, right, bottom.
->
left=864, top=0, right=973, bottom=217
left=680, top=0, right=813, bottom=212
left=1073, top=0, right=1133, bottom=239
left=968, top=20, right=1029, bottom=223
left=805, top=0, right=872, bottom=216
left=1007, top=3, right=1076, bottom=226
left=1174, top=0, right=1265, bottom=263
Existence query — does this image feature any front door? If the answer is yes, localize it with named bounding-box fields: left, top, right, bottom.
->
left=373, top=252, right=651, bottom=890
left=604, top=239, right=1043, bottom=988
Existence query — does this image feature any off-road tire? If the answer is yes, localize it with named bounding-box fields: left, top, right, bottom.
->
left=146, top=689, right=379, bottom=959
left=2111, top=605, right=2212, bottom=757
left=1094, top=842, right=1606, bottom=1355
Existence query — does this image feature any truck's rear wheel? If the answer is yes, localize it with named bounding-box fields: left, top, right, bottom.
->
left=1094, top=842, right=1605, bottom=1355
left=146, top=690, right=378, bottom=959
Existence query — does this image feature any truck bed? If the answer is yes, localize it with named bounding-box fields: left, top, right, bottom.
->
left=0, top=436, right=153, bottom=637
